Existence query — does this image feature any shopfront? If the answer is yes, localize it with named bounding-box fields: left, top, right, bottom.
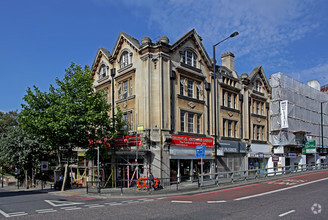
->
left=248, top=144, right=271, bottom=171
left=217, top=140, right=247, bottom=172
left=169, top=135, right=214, bottom=182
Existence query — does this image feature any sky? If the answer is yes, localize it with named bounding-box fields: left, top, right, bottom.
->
left=1, top=0, right=328, bottom=112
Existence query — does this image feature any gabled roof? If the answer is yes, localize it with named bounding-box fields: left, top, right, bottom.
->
left=171, top=29, right=212, bottom=69
left=111, top=32, right=141, bottom=59
left=91, top=47, right=112, bottom=73
left=249, top=66, right=271, bottom=92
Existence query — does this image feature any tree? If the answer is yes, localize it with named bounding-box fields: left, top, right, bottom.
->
left=19, top=63, right=123, bottom=190
left=0, top=126, right=51, bottom=188
left=0, top=110, right=18, bottom=134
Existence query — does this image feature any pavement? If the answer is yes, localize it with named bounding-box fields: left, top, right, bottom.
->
left=1, top=169, right=327, bottom=200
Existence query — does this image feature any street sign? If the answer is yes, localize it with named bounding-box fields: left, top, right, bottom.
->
left=41, top=161, right=49, bottom=171
left=305, top=140, right=316, bottom=147
left=196, top=145, right=205, bottom=158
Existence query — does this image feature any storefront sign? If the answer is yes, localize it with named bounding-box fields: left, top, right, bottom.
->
left=302, top=146, right=316, bottom=154
left=272, top=155, right=279, bottom=162
left=171, top=135, right=213, bottom=148
left=115, top=135, right=143, bottom=147
left=257, top=153, right=264, bottom=158
left=219, top=141, right=246, bottom=153
left=287, top=153, right=297, bottom=158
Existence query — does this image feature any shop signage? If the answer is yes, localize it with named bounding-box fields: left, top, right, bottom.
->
left=302, top=146, right=316, bottom=154
left=257, top=153, right=264, bottom=158
left=287, top=153, right=297, bottom=158
left=272, top=155, right=279, bottom=162
left=219, top=141, right=246, bottom=153
left=171, top=135, right=213, bottom=148
left=115, top=135, right=143, bottom=147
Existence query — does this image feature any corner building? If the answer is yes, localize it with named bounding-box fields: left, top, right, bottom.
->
left=91, top=29, right=271, bottom=182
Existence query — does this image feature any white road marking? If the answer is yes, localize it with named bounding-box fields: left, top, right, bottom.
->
left=207, top=200, right=227, bottom=203
left=61, top=206, right=82, bottom=211
left=234, top=177, right=328, bottom=201
left=279, top=210, right=295, bottom=217
left=138, top=199, right=155, bottom=202
left=171, top=201, right=193, bottom=204
left=105, top=202, right=123, bottom=206
left=85, top=204, right=105, bottom=208
left=36, top=209, right=57, bottom=214
left=0, top=209, right=10, bottom=218
left=45, top=200, right=84, bottom=207
left=7, top=212, right=28, bottom=217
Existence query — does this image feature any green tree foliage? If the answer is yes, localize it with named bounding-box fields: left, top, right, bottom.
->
left=0, top=126, right=50, bottom=173
left=18, top=63, right=125, bottom=190
left=19, top=63, right=114, bottom=153
left=0, top=110, right=19, bottom=134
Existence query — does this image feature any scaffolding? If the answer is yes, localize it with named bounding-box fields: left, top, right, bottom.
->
left=270, top=73, right=328, bottom=147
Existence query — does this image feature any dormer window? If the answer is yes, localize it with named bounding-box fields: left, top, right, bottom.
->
left=120, top=52, right=130, bottom=69
left=183, top=50, right=197, bottom=67
left=255, top=81, right=262, bottom=92
left=99, top=65, right=107, bottom=80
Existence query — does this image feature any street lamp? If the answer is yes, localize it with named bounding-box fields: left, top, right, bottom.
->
left=321, top=101, right=328, bottom=163
left=213, top=32, right=239, bottom=172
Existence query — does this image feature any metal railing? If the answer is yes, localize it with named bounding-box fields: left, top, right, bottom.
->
left=86, top=163, right=328, bottom=194
left=198, top=163, right=328, bottom=187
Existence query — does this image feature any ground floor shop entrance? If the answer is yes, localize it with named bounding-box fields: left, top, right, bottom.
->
left=170, top=159, right=212, bottom=182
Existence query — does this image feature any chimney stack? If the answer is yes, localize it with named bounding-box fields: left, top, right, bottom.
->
left=221, top=51, right=235, bottom=72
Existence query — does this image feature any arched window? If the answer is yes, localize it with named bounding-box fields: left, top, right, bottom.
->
left=120, top=52, right=130, bottom=69
left=183, top=50, right=197, bottom=67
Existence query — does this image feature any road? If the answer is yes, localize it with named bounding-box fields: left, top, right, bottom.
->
left=0, top=171, right=327, bottom=219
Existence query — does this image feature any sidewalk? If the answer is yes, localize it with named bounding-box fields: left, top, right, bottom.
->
left=2, top=169, right=327, bottom=199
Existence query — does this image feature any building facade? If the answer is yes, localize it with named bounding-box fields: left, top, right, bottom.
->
left=90, top=30, right=271, bottom=182
left=270, top=73, right=328, bottom=169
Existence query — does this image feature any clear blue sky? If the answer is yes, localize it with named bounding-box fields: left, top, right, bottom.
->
left=1, top=0, right=328, bottom=112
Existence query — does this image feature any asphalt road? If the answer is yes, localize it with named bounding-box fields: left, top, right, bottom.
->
left=1, top=172, right=327, bottom=219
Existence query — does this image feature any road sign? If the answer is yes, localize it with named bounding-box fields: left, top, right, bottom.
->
left=305, top=140, right=316, bottom=147
left=196, top=145, right=205, bottom=158
left=41, top=161, right=48, bottom=171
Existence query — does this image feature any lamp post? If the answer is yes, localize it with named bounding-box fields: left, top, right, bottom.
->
left=321, top=101, right=328, bottom=166
left=213, top=32, right=239, bottom=172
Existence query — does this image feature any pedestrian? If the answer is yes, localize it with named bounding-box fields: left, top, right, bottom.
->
left=148, top=173, right=154, bottom=190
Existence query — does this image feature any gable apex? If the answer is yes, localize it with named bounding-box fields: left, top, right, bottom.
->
left=112, top=32, right=141, bottom=60
left=171, top=29, right=212, bottom=69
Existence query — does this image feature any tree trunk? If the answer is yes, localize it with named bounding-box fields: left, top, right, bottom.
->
left=25, top=170, right=28, bottom=189
left=61, top=163, right=68, bottom=191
